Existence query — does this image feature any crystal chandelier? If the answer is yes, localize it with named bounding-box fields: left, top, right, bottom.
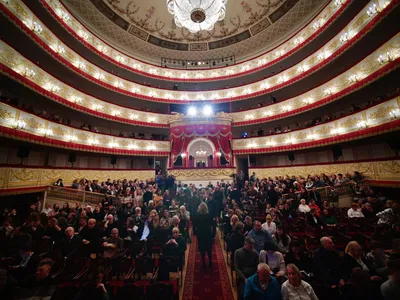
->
left=167, top=0, right=228, bottom=33
left=196, top=146, right=207, bottom=156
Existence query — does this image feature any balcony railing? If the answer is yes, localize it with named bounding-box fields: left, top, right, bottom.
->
left=45, top=186, right=105, bottom=207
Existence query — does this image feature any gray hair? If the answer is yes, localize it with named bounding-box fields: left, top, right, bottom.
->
left=320, top=236, right=331, bottom=246
left=257, top=263, right=271, bottom=273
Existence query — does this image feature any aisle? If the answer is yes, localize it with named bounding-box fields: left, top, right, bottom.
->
left=182, top=231, right=234, bottom=300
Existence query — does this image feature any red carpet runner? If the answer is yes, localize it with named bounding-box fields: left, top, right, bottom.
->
left=182, top=232, right=234, bottom=300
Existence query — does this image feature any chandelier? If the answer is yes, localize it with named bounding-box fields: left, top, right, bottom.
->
left=196, top=146, right=207, bottom=156
left=166, top=0, right=228, bottom=33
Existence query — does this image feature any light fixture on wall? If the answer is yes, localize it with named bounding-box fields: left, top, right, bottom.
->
left=167, top=0, right=228, bottom=33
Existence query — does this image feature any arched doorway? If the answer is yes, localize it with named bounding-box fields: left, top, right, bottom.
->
left=187, top=138, right=216, bottom=168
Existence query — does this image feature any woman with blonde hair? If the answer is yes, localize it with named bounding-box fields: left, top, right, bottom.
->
left=343, top=241, right=381, bottom=283
left=149, top=209, right=160, bottom=228
left=193, top=202, right=214, bottom=268
left=281, top=264, right=319, bottom=300
left=230, top=214, right=240, bottom=230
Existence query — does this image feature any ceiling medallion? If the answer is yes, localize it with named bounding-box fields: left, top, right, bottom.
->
left=167, top=0, right=227, bottom=33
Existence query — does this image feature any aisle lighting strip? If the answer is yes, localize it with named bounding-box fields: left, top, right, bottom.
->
left=38, top=0, right=349, bottom=81
left=0, top=0, right=394, bottom=103
left=0, top=32, right=398, bottom=127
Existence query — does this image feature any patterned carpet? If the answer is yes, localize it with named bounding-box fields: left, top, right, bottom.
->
left=182, top=232, right=234, bottom=300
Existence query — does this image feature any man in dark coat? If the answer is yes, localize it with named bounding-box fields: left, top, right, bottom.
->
left=60, top=227, right=82, bottom=259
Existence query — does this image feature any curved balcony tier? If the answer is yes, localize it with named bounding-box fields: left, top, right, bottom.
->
left=1, top=34, right=398, bottom=127
left=1, top=0, right=396, bottom=103
left=0, top=102, right=170, bottom=156
left=232, top=96, right=400, bottom=154
left=35, top=0, right=352, bottom=82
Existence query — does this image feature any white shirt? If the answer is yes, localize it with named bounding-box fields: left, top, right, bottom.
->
left=347, top=208, right=364, bottom=218
left=281, top=280, right=319, bottom=300
left=262, top=221, right=276, bottom=236
left=41, top=207, right=53, bottom=216
left=298, top=204, right=311, bottom=214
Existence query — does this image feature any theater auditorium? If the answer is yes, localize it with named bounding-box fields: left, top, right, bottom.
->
left=0, top=0, right=399, bottom=299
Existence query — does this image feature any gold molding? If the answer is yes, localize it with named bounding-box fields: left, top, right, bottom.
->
left=0, top=167, right=155, bottom=190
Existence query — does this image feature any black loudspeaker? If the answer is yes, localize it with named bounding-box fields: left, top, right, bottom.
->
left=68, top=152, right=76, bottom=164
left=288, top=152, right=295, bottom=162
left=148, top=158, right=153, bottom=166
left=111, top=155, right=117, bottom=165
left=249, top=155, right=256, bottom=165
left=189, top=155, right=193, bottom=160
left=332, top=145, right=343, bottom=161
left=17, top=145, right=30, bottom=159
left=387, top=137, right=400, bottom=151
left=209, top=155, right=213, bottom=160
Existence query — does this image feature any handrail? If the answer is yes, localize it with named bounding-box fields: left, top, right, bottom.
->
left=45, top=186, right=105, bottom=206
left=281, top=181, right=368, bottom=202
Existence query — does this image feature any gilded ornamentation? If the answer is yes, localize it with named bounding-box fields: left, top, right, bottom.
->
left=51, top=126, right=67, bottom=137
left=23, top=117, right=43, bottom=129
left=76, top=132, right=89, bottom=141
left=339, top=117, right=361, bottom=129
left=316, top=126, right=333, bottom=136
left=368, top=105, right=397, bottom=120
left=0, top=108, right=13, bottom=120
left=9, top=168, right=37, bottom=182
left=377, top=161, right=400, bottom=175
left=295, top=131, right=307, bottom=140
left=169, top=168, right=235, bottom=180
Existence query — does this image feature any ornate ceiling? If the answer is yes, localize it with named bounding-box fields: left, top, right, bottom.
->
left=62, top=0, right=328, bottom=63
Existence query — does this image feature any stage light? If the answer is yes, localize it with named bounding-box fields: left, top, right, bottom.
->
left=203, top=105, right=213, bottom=116
left=187, top=106, right=197, bottom=116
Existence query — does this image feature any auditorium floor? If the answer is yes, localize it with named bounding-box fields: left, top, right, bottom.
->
left=179, top=227, right=237, bottom=300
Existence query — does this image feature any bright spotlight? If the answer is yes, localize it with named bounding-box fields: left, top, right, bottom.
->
left=187, top=106, right=197, bottom=116
left=203, top=105, right=213, bottom=116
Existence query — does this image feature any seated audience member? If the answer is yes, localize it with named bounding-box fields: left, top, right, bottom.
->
left=281, top=264, right=319, bottom=300
left=381, top=259, right=400, bottom=300
left=307, top=208, right=324, bottom=228
left=248, top=220, right=273, bottom=253
left=102, top=214, right=117, bottom=237
left=262, top=214, right=276, bottom=236
left=43, top=218, right=62, bottom=241
left=75, top=217, right=87, bottom=234
left=243, top=216, right=253, bottom=235
left=321, top=209, right=337, bottom=226
left=227, top=222, right=245, bottom=255
left=60, top=226, right=82, bottom=259
left=8, top=244, right=40, bottom=282
left=234, top=237, right=259, bottom=294
left=308, top=199, right=321, bottom=216
left=244, top=263, right=280, bottom=300
left=284, top=243, right=311, bottom=275
left=348, top=203, right=365, bottom=218
left=133, top=207, right=145, bottom=227
left=341, top=267, right=378, bottom=300
left=342, top=241, right=381, bottom=283
left=313, top=237, right=344, bottom=288
left=21, top=213, right=45, bottom=247
left=259, top=240, right=285, bottom=277
left=376, top=203, right=400, bottom=226
left=163, top=227, right=185, bottom=258
left=273, top=226, right=291, bottom=254
left=309, top=187, right=322, bottom=207
left=168, top=200, right=179, bottom=216
left=103, top=228, right=123, bottom=258
left=17, top=258, right=56, bottom=299
left=366, top=240, right=388, bottom=279
left=79, top=218, right=100, bottom=256
left=41, top=203, right=53, bottom=216
left=75, top=269, right=109, bottom=300
left=362, top=203, right=375, bottom=219
left=298, top=199, right=311, bottom=214
left=160, top=210, right=173, bottom=229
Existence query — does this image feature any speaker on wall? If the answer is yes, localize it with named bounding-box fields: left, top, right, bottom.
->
left=209, top=155, right=213, bottom=160
left=189, top=155, right=193, bottom=160
left=288, top=152, right=295, bottom=162
left=249, top=156, right=256, bottom=166
left=68, top=152, right=76, bottom=164
left=332, top=145, right=343, bottom=161
left=111, top=155, right=117, bottom=165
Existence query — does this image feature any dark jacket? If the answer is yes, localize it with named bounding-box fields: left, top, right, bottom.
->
left=193, top=213, right=214, bottom=252
left=60, top=235, right=83, bottom=258
left=342, top=254, right=370, bottom=281
left=313, top=247, right=343, bottom=285
left=244, top=274, right=281, bottom=300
